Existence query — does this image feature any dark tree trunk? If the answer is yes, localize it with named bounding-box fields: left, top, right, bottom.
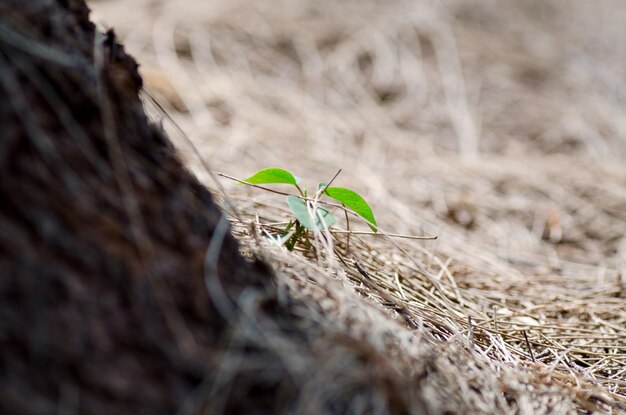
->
left=0, top=1, right=267, bottom=413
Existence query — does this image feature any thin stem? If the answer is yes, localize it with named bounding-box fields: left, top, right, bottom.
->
left=330, top=229, right=438, bottom=240
left=295, top=183, right=305, bottom=197
left=344, top=208, right=351, bottom=255
left=523, top=330, right=536, bottom=363
left=316, top=168, right=342, bottom=198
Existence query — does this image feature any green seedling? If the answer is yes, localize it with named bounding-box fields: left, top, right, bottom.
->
left=239, top=167, right=377, bottom=250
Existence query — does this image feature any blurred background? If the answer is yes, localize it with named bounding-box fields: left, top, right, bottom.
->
left=87, top=0, right=626, bottom=275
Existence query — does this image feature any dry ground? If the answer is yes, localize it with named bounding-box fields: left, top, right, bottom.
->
left=89, top=0, right=626, bottom=413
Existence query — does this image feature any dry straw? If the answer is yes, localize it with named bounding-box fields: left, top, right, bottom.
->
left=93, top=0, right=626, bottom=412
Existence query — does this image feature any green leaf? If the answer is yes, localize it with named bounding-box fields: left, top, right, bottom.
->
left=287, top=195, right=336, bottom=230
left=240, top=168, right=298, bottom=186
left=324, top=187, right=377, bottom=232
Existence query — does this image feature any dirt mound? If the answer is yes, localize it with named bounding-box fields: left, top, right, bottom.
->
left=0, top=1, right=262, bottom=412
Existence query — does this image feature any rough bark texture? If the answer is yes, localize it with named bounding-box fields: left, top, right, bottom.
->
left=0, top=1, right=267, bottom=413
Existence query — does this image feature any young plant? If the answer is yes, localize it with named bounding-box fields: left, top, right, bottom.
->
left=240, top=167, right=377, bottom=250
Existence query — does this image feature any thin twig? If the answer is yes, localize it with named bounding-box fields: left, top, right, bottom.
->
left=523, top=330, right=536, bottom=363
left=344, top=208, right=351, bottom=255
left=247, top=220, right=436, bottom=241
left=316, top=168, right=342, bottom=198
left=144, top=92, right=245, bottom=225
left=468, top=315, right=476, bottom=352
left=330, top=229, right=437, bottom=240
left=492, top=306, right=499, bottom=333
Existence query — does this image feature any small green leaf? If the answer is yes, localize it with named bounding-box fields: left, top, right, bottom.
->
left=324, top=187, right=377, bottom=232
left=240, top=168, right=298, bottom=186
left=287, top=195, right=336, bottom=230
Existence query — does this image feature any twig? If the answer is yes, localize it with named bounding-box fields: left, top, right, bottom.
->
left=344, top=209, right=351, bottom=255
left=317, top=168, right=342, bottom=197
left=247, top=221, right=437, bottom=242
left=394, top=272, right=407, bottom=300
left=330, top=229, right=437, bottom=240
left=492, top=306, right=499, bottom=333
left=468, top=315, right=476, bottom=352
left=523, top=330, right=536, bottom=363
left=144, top=93, right=245, bottom=225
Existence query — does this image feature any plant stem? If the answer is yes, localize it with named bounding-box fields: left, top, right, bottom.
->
left=344, top=207, right=350, bottom=255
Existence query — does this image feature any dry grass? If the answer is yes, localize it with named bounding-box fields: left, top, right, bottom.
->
left=91, top=0, right=626, bottom=412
